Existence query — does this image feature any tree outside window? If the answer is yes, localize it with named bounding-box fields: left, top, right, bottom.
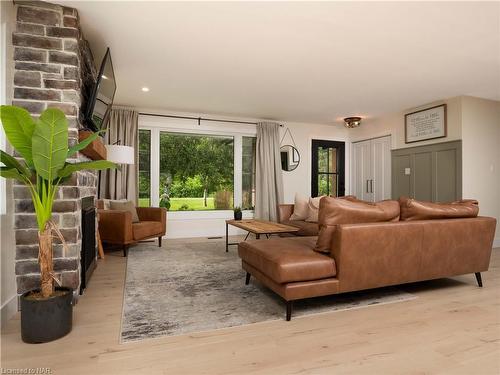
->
left=159, top=132, right=234, bottom=211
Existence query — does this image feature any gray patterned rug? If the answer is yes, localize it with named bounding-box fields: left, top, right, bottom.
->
left=120, top=240, right=416, bottom=342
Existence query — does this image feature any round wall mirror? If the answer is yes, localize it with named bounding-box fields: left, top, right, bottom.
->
left=280, top=145, right=300, bottom=172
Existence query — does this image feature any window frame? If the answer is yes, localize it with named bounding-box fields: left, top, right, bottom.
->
left=138, top=129, right=152, bottom=207
left=311, top=139, right=346, bottom=197
left=138, top=115, right=257, bottom=218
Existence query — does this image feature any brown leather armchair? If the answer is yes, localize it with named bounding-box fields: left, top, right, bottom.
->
left=97, top=201, right=167, bottom=257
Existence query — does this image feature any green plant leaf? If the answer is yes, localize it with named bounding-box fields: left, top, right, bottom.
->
left=0, top=149, right=31, bottom=178
left=32, top=108, right=68, bottom=181
left=0, top=167, right=25, bottom=182
left=0, top=105, right=36, bottom=164
left=57, top=160, right=117, bottom=178
left=67, top=130, right=105, bottom=158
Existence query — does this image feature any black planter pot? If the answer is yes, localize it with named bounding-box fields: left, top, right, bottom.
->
left=234, top=211, right=242, bottom=220
left=21, top=287, right=73, bottom=344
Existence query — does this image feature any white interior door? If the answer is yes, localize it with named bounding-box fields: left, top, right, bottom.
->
left=352, top=140, right=373, bottom=201
left=371, top=136, right=392, bottom=201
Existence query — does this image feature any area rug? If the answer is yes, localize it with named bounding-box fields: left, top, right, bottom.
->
left=120, top=240, right=416, bottom=342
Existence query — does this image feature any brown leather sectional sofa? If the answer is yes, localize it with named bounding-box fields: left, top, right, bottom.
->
left=238, top=197, right=496, bottom=320
left=278, top=204, right=319, bottom=236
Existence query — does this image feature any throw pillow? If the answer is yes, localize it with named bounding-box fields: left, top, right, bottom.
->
left=305, top=196, right=325, bottom=223
left=304, top=195, right=359, bottom=223
left=399, top=197, right=479, bottom=221
left=315, top=197, right=400, bottom=253
left=102, top=199, right=127, bottom=210
left=289, top=193, right=310, bottom=221
left=109, top=200, right=140, bottom=223
left=102, top=199, right=111, bottom=210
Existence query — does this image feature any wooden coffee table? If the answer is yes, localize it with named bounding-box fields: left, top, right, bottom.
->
left=225, top=219, right=299, bottom=252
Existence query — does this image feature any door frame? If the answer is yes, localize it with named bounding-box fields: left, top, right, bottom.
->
left=311, top=139, right=346, bottom=197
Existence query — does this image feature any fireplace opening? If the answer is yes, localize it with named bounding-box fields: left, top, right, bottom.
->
left=80, top=196, right=97, bottom=294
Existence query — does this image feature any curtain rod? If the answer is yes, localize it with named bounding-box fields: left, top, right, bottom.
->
left=138, top=112, right=283, bottom=127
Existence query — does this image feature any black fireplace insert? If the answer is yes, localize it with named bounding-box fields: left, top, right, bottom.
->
left=80, top=196, right=97, bottom=294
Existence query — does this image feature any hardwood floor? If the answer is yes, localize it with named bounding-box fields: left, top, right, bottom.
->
left=1, top=239, right=499, bottom=375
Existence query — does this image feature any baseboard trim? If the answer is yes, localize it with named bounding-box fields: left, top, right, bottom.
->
left=1, top=294, right=18, bottom=327
left=493, top=237, right=500, bottom=249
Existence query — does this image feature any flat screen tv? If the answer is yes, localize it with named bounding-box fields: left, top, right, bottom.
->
left=85, top=48, right=116, bottom=132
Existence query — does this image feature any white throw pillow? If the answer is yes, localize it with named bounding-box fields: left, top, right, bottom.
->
left=305, top=196, right=325, bottom=223
left=102, top=199, right=127, bottom=210
left=289, top=193, right=310, bottom=221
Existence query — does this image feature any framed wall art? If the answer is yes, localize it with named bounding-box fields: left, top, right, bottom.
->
left=405, top=104, right=447, bottom=143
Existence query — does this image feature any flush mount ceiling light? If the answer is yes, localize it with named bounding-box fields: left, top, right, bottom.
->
left=141, top=87, right=150, bottom=92
left=343, top=117, right=362, bottom=128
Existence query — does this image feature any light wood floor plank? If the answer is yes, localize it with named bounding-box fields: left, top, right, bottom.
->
left=1, top=240, right=499, bottom=375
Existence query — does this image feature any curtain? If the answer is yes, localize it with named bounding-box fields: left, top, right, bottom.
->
left=255, top=122, right=284, bottom=221
left=99, top=108, right=138, bottom=203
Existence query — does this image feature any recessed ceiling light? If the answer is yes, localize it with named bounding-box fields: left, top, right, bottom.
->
left=101, top=74, right=108, bottom=80
left=141, top=87, right=150, bottom=92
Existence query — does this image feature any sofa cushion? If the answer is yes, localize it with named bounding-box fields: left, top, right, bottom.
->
left=315, top=197, right=400, bottom=253
left=238, top=237, right=336, bottom=284
left=282, top=220, right=319, bottom=236
left=399, top=197, right=479, bottom=221
left=289, top=193, right=310, bottom=221
left=132, top=221, right=164, bottom=240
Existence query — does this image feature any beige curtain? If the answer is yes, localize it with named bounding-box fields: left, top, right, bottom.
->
left=255, top=122, right=284, bottom=221
left=99, top=108, right=138, bottom=203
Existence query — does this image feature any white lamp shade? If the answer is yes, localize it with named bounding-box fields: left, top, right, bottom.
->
left=105, top=145, right=135, bottom=165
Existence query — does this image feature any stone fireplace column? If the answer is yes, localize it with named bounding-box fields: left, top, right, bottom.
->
left=11, top=0, right=98, bottom=295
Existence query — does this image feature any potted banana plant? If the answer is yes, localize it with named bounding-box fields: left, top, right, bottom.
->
left=0, top=105, right=117, bottom=343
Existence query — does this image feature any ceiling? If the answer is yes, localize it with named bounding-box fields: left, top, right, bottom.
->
left=61, top=1, right=500, bottom=125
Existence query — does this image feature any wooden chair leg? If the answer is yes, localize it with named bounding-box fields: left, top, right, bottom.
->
left=475, top=272, right=483, bottom=287
left=286, top=301, right=293, bottom=321
left=97, top=231, right=105, bottom=259
left=158, top=236, right=162, bottom=247
left=245, top=272, right=251, bottom=285
left=123, top=245, right=129, bottom=257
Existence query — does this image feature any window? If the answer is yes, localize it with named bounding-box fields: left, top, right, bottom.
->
left=138, top=123, right=256, bottom=212
left=242, top=136, right=256, bottom=210
left=159, top=132, right=234, bottom=211
left=138, top=129, right=151, bottom=207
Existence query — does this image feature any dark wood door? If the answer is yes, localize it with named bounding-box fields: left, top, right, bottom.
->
left=311, top=140, right=345, bottom=197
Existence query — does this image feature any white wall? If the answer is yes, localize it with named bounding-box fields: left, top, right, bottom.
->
left=138, top=109, right=348, bottom=238
left=461, top=96, right=500, bottom=246
left=1, top=0, right=18, bottom=326
left=280, top=121, right=349, bottom=203
left=137, top=98, right=499, bottom=246
left=349, top=96, right=463, bottom=150
left=349, top=95, right=500, bottom=247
